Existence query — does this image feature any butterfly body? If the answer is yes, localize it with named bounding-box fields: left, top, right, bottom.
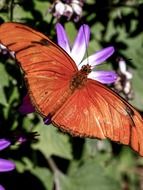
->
left=70, top=64, right=91, bottom=90
left=0, top=22, right=143, bottom=156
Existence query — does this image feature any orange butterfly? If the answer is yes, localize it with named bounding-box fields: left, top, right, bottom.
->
left=0, top=22, right=143, bottom=156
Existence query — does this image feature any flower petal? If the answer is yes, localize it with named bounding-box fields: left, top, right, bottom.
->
left=63, top=4, right=73, bottom=19
left=0, top=185, right=5, bottom=190
left=55, top=23, right=70, bottom=54
left=18, top=95, right=35, bottom=114
left=119, top=58, right=133, bottom=79
left=54, top=1, right=65, bottom=17
left=0, top=44, right=15, bottom=58
left=0, top=139, right=11, bottom=151
left=88, top=70, right=117, bottom=84
left=80, top=46, right=115, bottom=68
left=18, top=137, right=27, bottom=144
left=71, top=24, right=90, bottom=65
left=0, top=159, right=15, bottom=172
left=0, top=44, right=8, bottom=54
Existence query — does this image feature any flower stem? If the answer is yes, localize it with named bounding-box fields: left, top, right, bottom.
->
left=47, top=157, right=61, bottom=190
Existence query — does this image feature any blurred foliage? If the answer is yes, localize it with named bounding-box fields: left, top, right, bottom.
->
left=0, top=0, right=143, bottom=189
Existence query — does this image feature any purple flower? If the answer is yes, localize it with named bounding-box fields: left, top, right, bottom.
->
left=0, top=139, right=15, bottom=190
left=0, top=139, right=15, bottom=172
left=56, top=23, right=117, bottom=84
left=19, top=23, right=117, bottom=115
left=18, top=95, right=35, bottom=114
left=0, top=185, right=5, bottom=190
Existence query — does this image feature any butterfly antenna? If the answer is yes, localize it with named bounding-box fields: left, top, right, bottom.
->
left=78, top=24, right=90, bottom=66
left=84, top=24, right=90, bottom=64
left=9, top=0, right=14, bottom=21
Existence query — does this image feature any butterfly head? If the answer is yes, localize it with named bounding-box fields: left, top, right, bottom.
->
left=80, top=64, right=92, bottom=75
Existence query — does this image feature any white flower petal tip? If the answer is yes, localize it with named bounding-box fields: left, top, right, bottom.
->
left=54, top=1, right=65, bottom=17
left=0, top=44, right=8, bottom=54
left=88, top=71, right=117, bottom=84
left=119, top=59, right=133, bottom=79
left=71, top=24, right=90, bottom=65
left=0, top=43, right=15, bottom=58
left=49, top=0, right=84, bottom=22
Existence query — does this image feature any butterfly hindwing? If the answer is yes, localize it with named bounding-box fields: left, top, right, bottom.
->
left=52, top=79, right=143, bottom=156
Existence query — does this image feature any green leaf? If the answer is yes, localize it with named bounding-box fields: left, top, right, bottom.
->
left=60, top=159, right=121, bottom=190
left=122, top=33, right=143, bottom=109
left=0, top=85, right=7, bottom=106
left=12, top=4, right=33, bottom=21
left=32, top=122, right=72, bottom=159
left=32, top=167, right=53, bottom=190
left=0, top=63, right=10, bottom=105
left=83, top=139, right=112, bottom=159
left=34, top=0, right=51, bottom=22
left=16, top=157, right=53, bottom=190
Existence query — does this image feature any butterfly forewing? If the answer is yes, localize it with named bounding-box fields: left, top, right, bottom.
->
left=0, top=23, right=77, bottom=73
left=0, top=22, right=78, bottom=116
